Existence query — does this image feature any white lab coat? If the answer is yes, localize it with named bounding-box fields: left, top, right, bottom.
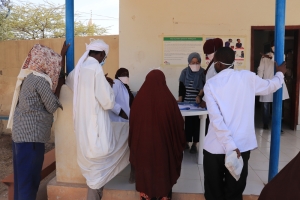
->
left=204, top=69, right=284, bottom=154
left=203, top=63, right=216, bottom=102
left=72, top=57, right=130, bottom=189
left=257, top=53, right=289, bottom=102
left=206, top=63, right=217, bottom=82
left=109, top=79, right=130, bottom=122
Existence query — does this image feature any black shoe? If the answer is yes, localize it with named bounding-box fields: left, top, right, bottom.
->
left=185, top=143, right=190, bottom=150
left=190, top=144, right=198, bottom=154
left=263, top=124, right=269, bottom=130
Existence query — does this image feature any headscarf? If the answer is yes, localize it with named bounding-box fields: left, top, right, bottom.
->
left=73, top=38, right=109, bottom=120
left=129, top=70, right=185, bottom=197
left=7, top=44, right=62, bottom=129
left=115, top=68, right=128, bottom=79
left=203, top=38, right=223, bottom=55
left=179, top=52, right=205, bottom=90
left=203, top=38, right=223, bottom=74
left=115, top=68, right=134, bottom=107
left=259, top=152, right=300, bottom=200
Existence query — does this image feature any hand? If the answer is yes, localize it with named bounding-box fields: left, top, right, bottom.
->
left=119, top=109, right=129, bottom=119
left=234, top=148, right=241, bottom=159
left=196, top=96, right=201, bottom=104
left=61, top=41, right=70, bottom=57
left=276, top=61, right=287, bottom=75
left=260, top=52, right=272, bottom=59
left=105, top=73, right=114, bottom=87
left=178, top=96, right=183, bottom=102
left=199, top=100, right=206, bottom=108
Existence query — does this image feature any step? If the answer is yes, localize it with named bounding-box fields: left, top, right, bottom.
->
left=47, top=176, right=259, bottom=200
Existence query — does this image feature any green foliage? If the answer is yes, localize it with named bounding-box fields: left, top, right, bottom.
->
left=0, top=1, right=107, bottom=41
left=0, top=0, right=13, bottom=40
left=75, top=21, right=107, bottom=37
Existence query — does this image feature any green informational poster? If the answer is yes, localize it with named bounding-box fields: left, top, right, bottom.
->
left=163, top=37, right=203, bottom=66
left=163, top=36, right=246, bottom=69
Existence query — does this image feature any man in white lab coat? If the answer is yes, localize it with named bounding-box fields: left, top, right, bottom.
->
left=203, top=47, right=286, bottom=200
left=71, top=39, right=130, bottom=200
left=258, top=44, right=289, bottom=130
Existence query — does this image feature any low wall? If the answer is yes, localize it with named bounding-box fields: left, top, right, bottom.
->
left=0, top=35, right=119, bottom=134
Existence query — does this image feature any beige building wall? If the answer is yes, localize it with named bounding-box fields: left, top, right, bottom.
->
left=119, top=0, right=300, bottom=98
left=0, top=35, right=119, bottom=133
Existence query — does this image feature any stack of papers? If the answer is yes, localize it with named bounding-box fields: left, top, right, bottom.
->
left=178, top=103, right=206, bottom=111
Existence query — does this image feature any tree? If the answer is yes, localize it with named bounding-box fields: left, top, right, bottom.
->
left=0, top=0, right=13, bottom=40
left=6, top=2, right=65, bottom=40
left=75, top=21, right=107, bottom=37
left=0, top=1, right=108, bottom=41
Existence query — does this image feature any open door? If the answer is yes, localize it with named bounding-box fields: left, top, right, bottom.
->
left=290, top=30, right=300, bottom=130
left=251, top=26, right=300, bottom=130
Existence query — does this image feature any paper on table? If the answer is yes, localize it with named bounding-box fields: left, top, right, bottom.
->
left=179, top=105, right=190, bottom=110
left=178, top=103, right=206, bottom=111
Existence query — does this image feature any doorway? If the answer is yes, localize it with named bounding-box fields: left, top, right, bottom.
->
left=251, top=26, right=300, bottom=130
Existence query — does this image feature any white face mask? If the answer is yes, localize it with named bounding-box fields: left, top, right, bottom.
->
left=118, top=77, right=129, bottom=84
left=207, top=53, right=215, bottom=61
left=214, top=61, right=234, bottom=73
left=271, top=46, right=275, bottom=52
left=189, top=64, right=201, bottom=72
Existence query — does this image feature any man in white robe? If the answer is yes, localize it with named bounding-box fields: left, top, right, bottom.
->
left=69, top=39, right=130, bottom=200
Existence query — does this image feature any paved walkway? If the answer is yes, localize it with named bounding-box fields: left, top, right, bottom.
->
left=21, top=116, right=300, bottom=199
left=105, top=122, right=300, bottom=196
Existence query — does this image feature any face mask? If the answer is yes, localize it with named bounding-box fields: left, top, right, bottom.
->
left=100, top=56, right=107, bottom=66
left=214, top=61, right=234, bottom=73
left=119, top=77, right=129, bottom=84
left=189, top=64, right=201, bottom=72
left=207, top=53, right=215, bottom=61
left=271, top=46, right=275, bottom=52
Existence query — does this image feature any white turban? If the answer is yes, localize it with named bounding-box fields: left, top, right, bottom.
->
left=73, top=38, right=109, bottom=120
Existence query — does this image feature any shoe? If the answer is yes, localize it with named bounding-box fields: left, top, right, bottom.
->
left=190, top=144, right=198, bottom=154
left=185, top=143, right=190, bottom=150
left=263, top=124, right=269, bottom=130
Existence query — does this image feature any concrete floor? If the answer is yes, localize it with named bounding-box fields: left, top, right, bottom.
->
left=3, top=113, right=299, bottom=199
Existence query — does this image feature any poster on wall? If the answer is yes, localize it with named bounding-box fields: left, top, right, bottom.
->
left=223, top=37, right=245, bottom=69
left=163, top=37, right=203, bottom=66
left=162, top=36, right=246, bottom=69
left=203, top=37, right=246, bottom=69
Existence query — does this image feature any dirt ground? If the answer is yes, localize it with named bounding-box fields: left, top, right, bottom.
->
left=0, top=134, right=54, bottom=199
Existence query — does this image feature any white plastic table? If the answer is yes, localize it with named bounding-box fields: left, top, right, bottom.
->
left=180, top=110, right=208, bottom=165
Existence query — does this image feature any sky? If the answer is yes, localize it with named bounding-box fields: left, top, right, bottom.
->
left=12, top=0, right=120, bottom=35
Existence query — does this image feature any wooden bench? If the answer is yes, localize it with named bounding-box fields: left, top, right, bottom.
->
left=1, top=149, right=56, bottom=200
left=0, top=115, right=9, bottom=120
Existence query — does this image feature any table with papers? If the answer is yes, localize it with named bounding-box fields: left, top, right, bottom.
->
left=179, top=103, right=208, bottom=165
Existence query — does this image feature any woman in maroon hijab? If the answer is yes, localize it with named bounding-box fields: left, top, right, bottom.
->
left=129, top=70, right=185, bottom=200
left=258, top=152, right=300, bottom=200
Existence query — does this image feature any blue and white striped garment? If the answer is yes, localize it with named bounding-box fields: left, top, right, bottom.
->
left=184, top=81, right=199, bottom=103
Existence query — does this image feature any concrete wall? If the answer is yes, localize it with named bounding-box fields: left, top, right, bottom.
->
left=119, top=0, right=300, bottom=98
left=0, top=35, right=119, bottom=134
